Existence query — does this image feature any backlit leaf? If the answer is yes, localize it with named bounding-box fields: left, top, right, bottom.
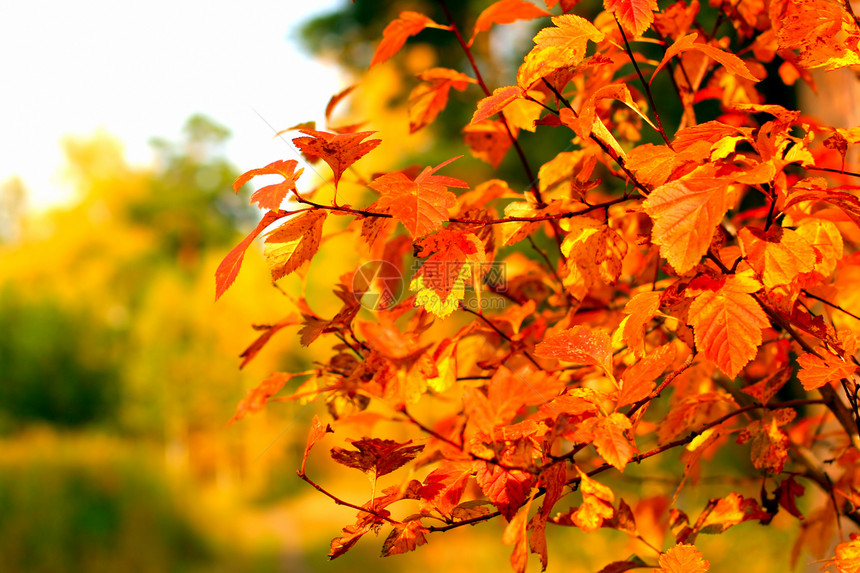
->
left=330, top=438, right=424, bottom=478
left=656, top=544, right=710, bottom=572
left=686, top=274, right=769, bottom=379
left=263, top=210, right=327, bottom=281
left=604, top=0, right=658, bottom=37
left=370, top=11, right=448, bottom=67
left=368, top=157, right=468, bottom=238
left=518, top=15, right=605, bottom=89
left=233, top=159, right=304, bottom=210
left=535, top=325, right=614, bottom=378
left=292, top=130, right=381, bottom=189
left=215, top=210, right=283, bottom=301
left=642, top=164, right=731, bottom=274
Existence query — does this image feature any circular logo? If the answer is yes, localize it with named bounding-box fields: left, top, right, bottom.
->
left=352, top=260, right=403, bottom=311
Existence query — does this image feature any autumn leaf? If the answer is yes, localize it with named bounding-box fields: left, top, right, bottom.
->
left=263, top=210, right=327, bottom=281
left=695, top=492, right=770, bottom=535
left=642, top=164, right=731, bottom=274
left=229, top=372, right=291, bottom=425
left=572, top=469, right=615, bottom=532
left=367, top=156, right=468, bottom=238
left=370, top=11, right=448, bottom=67
left=470, top=0, right=550, bottom=46
left=410, top=229, right=487, bottom=318
left=381, top=519, right=429, bottom=556
left=655, top=544, right=710, bottom=572
left=686, top=273, right=769, bottom=379
left=518, top=15, right=605, bottom=89
left=737, top=225, right=816, bottom=290
left=291, top=130, right=381, bottom=189
left=301, top=414, right=333, bottom=474
left=585, top=413, right=639, bottom=470
left=797, top=350, right=858, bottom=391
left=330, top=438, right=424, bottom=478
left=737, top=408, right=796, bottom=473
left=409, top=68, right=476, bottom=133
left=419, top=461, right=473, bottom=517
left=215, top=210, right=283, bottom=301
left=233, top=159, right=304, bottom=210
left=535, top=325, right=615, bottom=379
left=463, top=120, right=514, bottom=168
left=650, top=33, right=759, bottom=83
left=475, top=462, right=534, bottom=520
left=472, top=86, right=524, bottom=125
left=238, top=314, right=302, bottom=369
left=617, top=290, right=663, bottom=358
left=604, top=0, right=658, bottom=37
left=823, top=533, right=860, bottom=573
left=618, top=343, right=676, bottom=408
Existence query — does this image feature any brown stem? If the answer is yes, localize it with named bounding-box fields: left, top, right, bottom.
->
left=297, top=471, right=401, bottom=525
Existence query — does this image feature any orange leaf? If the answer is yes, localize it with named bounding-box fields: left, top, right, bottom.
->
left=263, top=210, right=327, bottom=281
left=215, top=210, right=284, bottom=301
left=824, top=533, right=860, bottom=573
left=618, top=290, right=663, bottom=358
left=368, top=156, right=467, bottom=238
left=737, top=408, right=796, bottom=473
left=291, top=130, right=381, bottom=189
left=472, top=86, right=524, bottom=125
left=535, top=325, right=614, bottom=378
left=470, top=0, right=550, bottom=45
left=476, top=462, right=534, bottom=520
left=650, top=32, right=759, bottom=84
left=604, top=0, right=658, bottom=37
left=642, top=164, right=731, bottom=274
left=238, top=314, right=302, bottom=369
left=409, top=68, right=476, bottom=133
left=517, top=15, right=605, bottom=89
left=686, top=274, right=769, bottom=379
left=463, top=120, right=513, bottom=168
left=573, top=469, right=615, bottom=532
left=229, top=372, right=291, bottom=425
left=737, top=226, right=816, bottom=290
left=797, top=351, right=858, bottom=391
left=410, top=229, right=487, bottom=317
left=370, top=11, right=447, bottom=67
left=419, top=461, right=473, bottom=517
left=618, top=343, right=677, bottom=408
left=696, top=492, right=770, bottom=534
left=381, top=520, right=429, bottom=556
left=655, top=544, right=710, bottom=572
left=301, top=415, right=333, bottom=474
left=233, top=159, right=304, bottom=210
left=588, top=413, right=638, bottom=470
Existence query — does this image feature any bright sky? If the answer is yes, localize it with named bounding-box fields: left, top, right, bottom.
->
left=0, top=0, right=346, bottom=211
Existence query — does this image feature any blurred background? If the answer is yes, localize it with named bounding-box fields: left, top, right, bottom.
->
left=0, top=1, right=848, bottom=571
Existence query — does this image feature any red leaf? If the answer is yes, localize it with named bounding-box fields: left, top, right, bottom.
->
left=604, top=0, right=658, bottom=37
left=475, top=462, right=534, bottom=520
left=238, top=314, right=302, bottom=369
left=291, top=130, right=381, bottom=189
left=215, top=210, right=284, bottom=301
left=330, top=438, right=424, bottom=478
left=381, top=519, right=429, bottom=556
left=419, top=461, right=473, bottom=517
left=301, top=415, right=333, bottom=474
left=233, top=159, right=304, bottom=210
left=371, top=11, right=447, bottom=67
left=797, top=351, right=858, bottom=390
left=367, top=156, right=468, bottom=238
